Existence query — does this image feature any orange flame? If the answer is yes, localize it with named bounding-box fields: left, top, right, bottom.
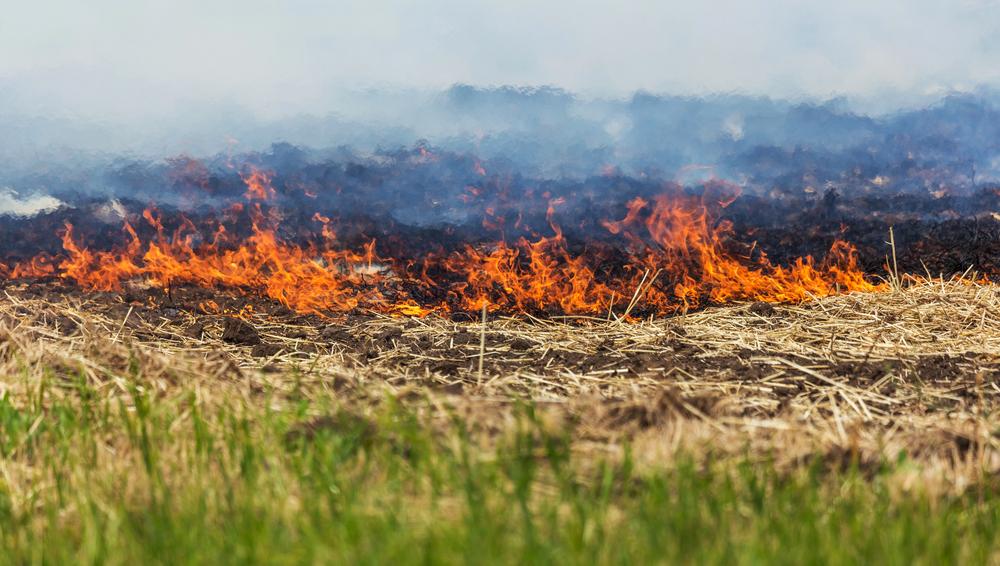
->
left=241, top=167, right=276, bottom=201
left=429, top=191, right=881, bottom=315
left=3, top=175, right=885, bottom=318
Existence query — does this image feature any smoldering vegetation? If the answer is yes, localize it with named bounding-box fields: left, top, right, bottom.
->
left=3, top=86, right=1000, bottom=317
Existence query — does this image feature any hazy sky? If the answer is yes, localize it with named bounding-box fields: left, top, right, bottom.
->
left=2, top=0, right=1000, bottom=118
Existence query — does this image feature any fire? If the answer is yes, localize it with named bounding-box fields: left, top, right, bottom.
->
left=0, top=171, right=885, bottom=318
left=606, top=193, right=881, bottom=310
left=430, top=190, right=881, bottom=315
left=241, top=167, right=276, bottom=201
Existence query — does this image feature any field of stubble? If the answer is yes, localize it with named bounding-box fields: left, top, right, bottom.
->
left=0, top=279, right=999, bottom=563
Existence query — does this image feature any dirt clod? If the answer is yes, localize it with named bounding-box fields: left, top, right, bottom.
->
left=251, top=343, right=281, bottom=357
left=221, top=318, right=260, bottom=345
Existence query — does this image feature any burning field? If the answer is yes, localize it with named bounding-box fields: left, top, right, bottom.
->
left=1, top=161, right=884, bottom=317
left=3, top=144, right=1000, bottom=561
left=14, top=0, right=1000, bottom=557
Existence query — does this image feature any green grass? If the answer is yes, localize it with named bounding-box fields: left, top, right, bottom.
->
left=0, top=379, right=998, bottom=565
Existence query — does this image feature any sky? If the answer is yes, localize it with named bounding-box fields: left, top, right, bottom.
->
left=3, top=0, right=1000, bottom=120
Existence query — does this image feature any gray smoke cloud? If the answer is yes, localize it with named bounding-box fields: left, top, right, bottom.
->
left=3, top=0, right=1000, bottom=118
left=3, top=0, right=1000, bottom=170
left=0, top=188, right=63, bottom=217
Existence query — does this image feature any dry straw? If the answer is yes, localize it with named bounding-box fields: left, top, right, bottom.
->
left=0, top=275, right=998, bottom=493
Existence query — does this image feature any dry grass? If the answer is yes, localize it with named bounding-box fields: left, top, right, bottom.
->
left=1, top=277, right=998, bottom=493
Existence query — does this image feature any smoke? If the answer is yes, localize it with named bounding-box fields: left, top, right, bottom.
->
left=4, top=1, right=1000, bottom=113
left=0, top=189, right=63, bottom=217
left=3, top=86, right=1000, bottom=212
left=5, top=1, right=1000, bottom=177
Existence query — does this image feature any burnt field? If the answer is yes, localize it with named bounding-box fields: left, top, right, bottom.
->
left=15, top=0, right=1000, bottom=556
left=1, top=147, right=1000, bottom=478
left=3, top=144, right=1000, bottom=561
left=4, top=147, right=1000, bottom=320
